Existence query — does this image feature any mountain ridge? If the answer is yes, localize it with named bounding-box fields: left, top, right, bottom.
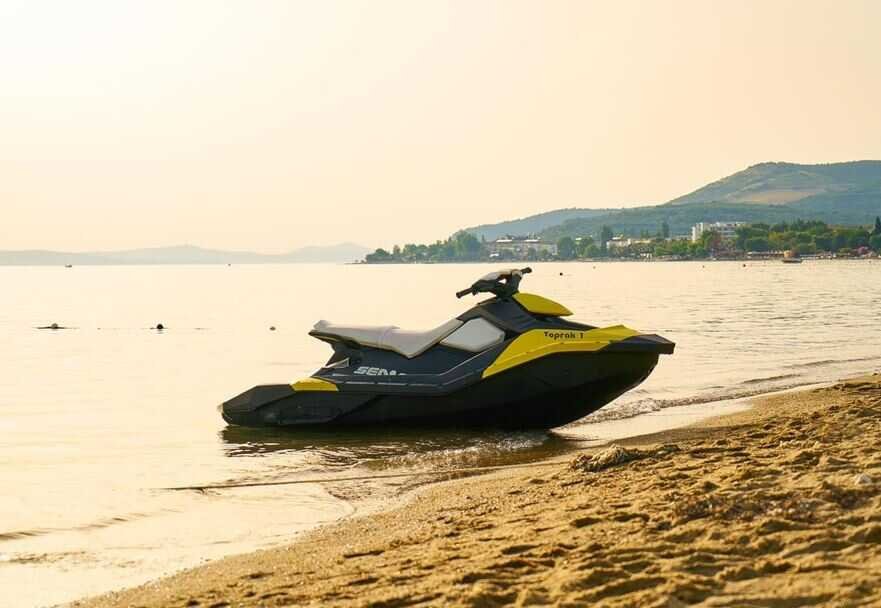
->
left=0, top=243, right=371, bottom=266
left=666, top=160, right=881, bottom=206
left=463, top=207, right=616, bottom=241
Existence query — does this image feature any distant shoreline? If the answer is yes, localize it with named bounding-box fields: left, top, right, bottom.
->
left=0, top=260, right=360, bottom=267
left=359, top=256, right=877, bottom=265
left=0, top=243, right=371, bottom=267
left=1, top=256, right=874, bottom=268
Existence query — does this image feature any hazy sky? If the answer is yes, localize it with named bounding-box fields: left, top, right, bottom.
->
left=2, top=0, right=880, bottom=252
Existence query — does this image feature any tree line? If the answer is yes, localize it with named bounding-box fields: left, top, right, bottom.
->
left=732, top=219, right=881, bottom=256
left=365, top=232, right=485, bottom=263
left=364, top=217, right=881, bottom=263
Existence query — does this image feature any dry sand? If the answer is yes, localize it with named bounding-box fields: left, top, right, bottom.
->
left=76, top=375, right=881, bottom=607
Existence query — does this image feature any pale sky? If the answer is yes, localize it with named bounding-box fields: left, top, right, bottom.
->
left=2, top=0, right=879, bottom=252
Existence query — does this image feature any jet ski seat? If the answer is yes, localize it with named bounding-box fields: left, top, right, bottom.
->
left=311, top=318, right=463, bottom=358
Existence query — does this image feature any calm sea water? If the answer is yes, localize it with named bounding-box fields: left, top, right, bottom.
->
left=2, top=261, right=880, bottom=607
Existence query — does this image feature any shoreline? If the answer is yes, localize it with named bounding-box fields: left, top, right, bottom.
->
left=0, top=257, right=875, bottom=269
left=55, top=393, right=755, bottom=606
left=74, top=373, right=881, bottom=607
left=357, top=257, right=877, bottom=265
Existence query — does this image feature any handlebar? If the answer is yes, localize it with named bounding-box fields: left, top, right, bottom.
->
left=456, top=267, right=532, bottom=299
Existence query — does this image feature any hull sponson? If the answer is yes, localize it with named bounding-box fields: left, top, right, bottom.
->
left=221, top=388, right=374, bottom=427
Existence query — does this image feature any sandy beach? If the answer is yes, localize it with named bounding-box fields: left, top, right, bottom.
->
left=75, top=375, right=881, bottom=607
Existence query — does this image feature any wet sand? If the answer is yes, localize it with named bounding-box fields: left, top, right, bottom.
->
left=75, top=375, right=881, bottom=607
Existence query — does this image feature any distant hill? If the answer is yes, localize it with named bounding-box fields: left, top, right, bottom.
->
left=276, top=243, right=372, bottom=263
left=464, top=208, right=614, bottom=241
left=668, top=161, right=881, bottom=206
left=0, top=243, right=371, bottom=266
left=465, top=161, right=881, bottom=241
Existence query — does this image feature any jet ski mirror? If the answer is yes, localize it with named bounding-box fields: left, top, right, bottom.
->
left=456, top=267, right=532, bottom=299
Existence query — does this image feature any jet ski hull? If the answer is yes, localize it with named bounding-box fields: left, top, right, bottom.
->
left=221, top=351, right=660, bottom=430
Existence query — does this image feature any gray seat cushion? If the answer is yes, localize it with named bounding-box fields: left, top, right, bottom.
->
left=312, top=318, right=463, bottom=358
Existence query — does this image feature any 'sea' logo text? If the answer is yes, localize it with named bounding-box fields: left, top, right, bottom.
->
left=354, top=366, right=405, bottom=376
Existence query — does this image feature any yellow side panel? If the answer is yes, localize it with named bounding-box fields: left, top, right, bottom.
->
left=483, top=325, right=639, bottom=378
left=513, top=293, right=573, bottom=317
left=292, top=377, right=339, bottom=392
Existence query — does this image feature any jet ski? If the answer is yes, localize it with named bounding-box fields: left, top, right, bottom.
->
left=221, top=268, right=674, bottom=429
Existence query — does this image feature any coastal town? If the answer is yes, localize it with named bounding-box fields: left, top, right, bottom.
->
left=364, top=217, right=881, bottom=263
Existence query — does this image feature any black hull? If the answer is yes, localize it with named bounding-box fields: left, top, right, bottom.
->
left=222, top=352, right=659, bottom=430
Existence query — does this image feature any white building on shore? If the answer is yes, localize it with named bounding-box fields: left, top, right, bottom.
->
left=691, top=221, right=746, bottom=243
left=488, top=236, right=557, bottom=258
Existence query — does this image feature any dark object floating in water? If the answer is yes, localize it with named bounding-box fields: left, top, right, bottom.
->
left=221, top=267, right=674, bottom=430
left=154, top=323, right=165, bottom=330
left=270, top=326, right=277, bottom=331
left=64, top=264, right=73, bottom=268
left=37, top=323, right=64, bottom=330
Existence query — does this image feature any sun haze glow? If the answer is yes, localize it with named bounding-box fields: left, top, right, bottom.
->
left=2, top=0, right=880, bottom=252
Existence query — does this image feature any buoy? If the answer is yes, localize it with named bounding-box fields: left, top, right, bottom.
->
left=269, top=326, right=276, bottom=331
left=155, top=323, right=165, bottom=330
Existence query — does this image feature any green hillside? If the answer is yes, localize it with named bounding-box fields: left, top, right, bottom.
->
left=541, top=194, right=881, bottom=241
left=786, top=188, right=881, bottom=223
left=464, top=207, right=613, bottom=241
left=464, top=161, right=881, bottom=241
left=668, top=161, right=881, bottom=206
left=539, top=202, right=800, bottom=240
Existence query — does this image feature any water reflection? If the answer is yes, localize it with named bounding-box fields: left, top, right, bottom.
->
left=219, top=425, right=576, bottom=472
